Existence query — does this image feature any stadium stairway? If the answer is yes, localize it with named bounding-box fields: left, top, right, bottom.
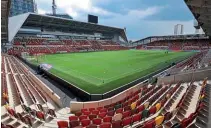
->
left=161, top=81, right=204, bottom=128
left=7, top=74, right=21, bottom=108
left=167, top=83, right=188, bottom=112
left=183, top=82, right=202, bottom=117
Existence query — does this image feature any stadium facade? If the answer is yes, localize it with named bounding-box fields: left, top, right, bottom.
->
left=9, top=0, right=37, bottom=17
left=1, top=0, right=10, bottom=45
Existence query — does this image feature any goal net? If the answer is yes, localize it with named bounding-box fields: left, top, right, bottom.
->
left=21, top=52, right=46, bottom=64
left=34, top=53, right=46, bottom=63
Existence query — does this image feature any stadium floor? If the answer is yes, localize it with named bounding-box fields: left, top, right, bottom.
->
left=31, top=50, right=194, bottom=94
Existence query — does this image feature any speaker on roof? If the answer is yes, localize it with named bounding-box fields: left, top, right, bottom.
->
left=88, top=14, right=98, bottom=24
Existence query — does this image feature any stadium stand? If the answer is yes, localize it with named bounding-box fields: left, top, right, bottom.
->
left=8, top=37, right=128, bottom=56
left=45, top=79, right=208, bottom=128
left=168, top=50, right=210, bottom=75
left=136, top=39, right=211, bottom=51
left=66, top=75, right=210, bottom=128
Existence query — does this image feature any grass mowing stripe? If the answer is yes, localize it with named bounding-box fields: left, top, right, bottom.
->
left=28, top=50, right=195, bottom=93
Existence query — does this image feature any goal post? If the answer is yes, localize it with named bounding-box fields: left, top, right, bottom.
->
left=34, top=53, right=46, bottom=63
left=21, top=52, right=30, bottom=60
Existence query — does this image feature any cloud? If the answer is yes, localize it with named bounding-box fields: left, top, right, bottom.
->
left=38, top=9, right=47, bottom=14
left=127, top=6, right=164, bottom=19
left=35, top=0, right=202, bottom=40
left=37, top=0, right=116, bottom=18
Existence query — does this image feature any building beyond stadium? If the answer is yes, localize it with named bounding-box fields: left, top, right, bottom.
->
left=9, top=0, right=37, bottom=17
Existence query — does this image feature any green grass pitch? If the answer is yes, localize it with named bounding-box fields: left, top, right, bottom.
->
left=31, top=50, right=194, bottom=94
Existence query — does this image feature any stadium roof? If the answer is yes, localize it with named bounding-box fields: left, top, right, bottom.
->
left=1, top=0, right=10, bottom=44
left=185, top=0, right=211, bottom=37
left=9, top=13, right=128, bottom=42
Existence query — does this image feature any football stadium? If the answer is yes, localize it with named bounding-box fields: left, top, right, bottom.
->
left=1, top=0, right=211, bottom=128
left=30, top=50, right=193, bottom=94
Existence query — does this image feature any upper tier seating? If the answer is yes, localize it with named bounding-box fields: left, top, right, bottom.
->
left=14, top=38, right=45, bottom=45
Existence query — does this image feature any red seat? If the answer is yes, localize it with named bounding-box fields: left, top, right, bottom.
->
left=75, top=111, right=82, bottom=116
left=108, top=107, right=114, bottom=111
left=87, top=124, right=97, bottom=128
left=132, top=113, right=142, bottom=123
left=142, top=120, right=155, bottom=128
left=103, top=116, right=112, bottom=123
left=100, top=123, right=112, bottom=128
left=122, top=117, right=132, bottom=127
left=122, top=110, right=131, bottom=119
left=93, top=118, right=102, bottom=125
left=81, top=119, right=91, bottom=127
left=99, top=112, right=107, bottom=118
left=97, top=107, right=103, bottom=111
left=79, top=115, right=88, bottom=121
left=69, top=120, right=80, bottom=128
left=181, top=118, right=190, bottom=128
left=89, top=114, right=97, bottom=120
left=136, top=99, right=141, bottom=106
left=149, top=106, right=156, bottom=115
left=89, top=108, right=95, bottom=112
left=100, top=108, right=107, bottom=113
left=104, top=105, right=110, bottom=108
left=116, top=108, right=123, bottom=114
left=92, top=110, right=99, bottom=115
left=69, top=116, right=78, bottom=121
left=123, top=102, right=128, bottom=108
left=84, top=111, right=91, bottom=115
left=7, top=109, right=15, bottom=116
left=137, top=105, right=145, bottom=113
left=57, top=121, right=68, bottom=128
left=107, top=110, right=115, bottom=116
left=36, top=111, right=45, bottom=120
left=112, top=120, right=122, bottom=128
left=188, top=112, right=197, bottom=123
left=81, top=108, right=88, bottom=113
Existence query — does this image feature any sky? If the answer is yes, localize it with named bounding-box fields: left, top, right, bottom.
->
left=36, top=0, right=204, bottom=41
